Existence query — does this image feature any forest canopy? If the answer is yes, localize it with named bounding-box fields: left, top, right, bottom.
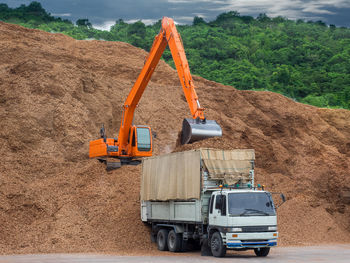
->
left=1, top=2, right=349, bottom=109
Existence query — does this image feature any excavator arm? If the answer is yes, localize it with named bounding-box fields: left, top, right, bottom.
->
left=118, top=17, right=207, bottom=149
left=117, top=24, right=167, bottom=153
left=89, top=17, right=221, bottom=164
left=163, top=18, right=205, bottom=120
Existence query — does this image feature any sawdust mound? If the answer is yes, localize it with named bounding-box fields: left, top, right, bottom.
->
left=0, top=22, right=349, bottom=254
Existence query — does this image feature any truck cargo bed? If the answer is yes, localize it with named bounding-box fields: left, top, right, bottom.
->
left=141, top=194, right=211, bottom=223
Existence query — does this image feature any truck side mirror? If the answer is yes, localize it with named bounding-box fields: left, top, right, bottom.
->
left=281, top=193, right=286, bottom=203
left=276, top=193, right=286, bottom=209
left=217, top=199, right=222, bottom=212
left=271, top=192, right=286, bottom=209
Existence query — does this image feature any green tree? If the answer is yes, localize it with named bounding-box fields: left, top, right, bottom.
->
left=127, top=21, right=146, bottom=47
left=76, top=19, right=92, bottom=28
left=193, top=16, right=206, bottom=26
left=1, top=2, right=350, bottom=109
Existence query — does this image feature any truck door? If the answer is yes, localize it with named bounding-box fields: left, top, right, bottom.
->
left=209, top=193, right=228, bottom=227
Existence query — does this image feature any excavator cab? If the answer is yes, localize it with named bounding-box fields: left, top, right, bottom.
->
left=89, top=125, right=152, bottom=169
left=130, top=126, right=152, bottom=156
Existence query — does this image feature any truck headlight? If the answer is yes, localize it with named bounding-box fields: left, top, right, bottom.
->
left=268, top=226, right=277, bottom=231
left=226, top=227, right=242, bottom=232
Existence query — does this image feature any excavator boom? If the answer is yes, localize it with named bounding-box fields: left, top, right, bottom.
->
left=89, top=17, right=222, bottom=165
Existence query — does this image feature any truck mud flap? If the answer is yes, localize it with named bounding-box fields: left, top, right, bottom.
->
left=200, top=238, right=213, bottom=256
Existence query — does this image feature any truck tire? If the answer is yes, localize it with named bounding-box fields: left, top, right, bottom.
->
left=210, top=232, right=226, bottom=257
left=167, top=230, right=182, bottom=252
left=157, top=229, right=169, bottom=251
left=254, top=247, right=270, bottom=257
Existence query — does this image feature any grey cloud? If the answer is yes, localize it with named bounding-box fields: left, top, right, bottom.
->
left=1, top=0, right=349, bottom=27
left=51, top=13, right=71, bottom=17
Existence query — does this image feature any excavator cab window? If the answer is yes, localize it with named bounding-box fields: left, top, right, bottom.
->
left=136, top=127, right=151, bottom=152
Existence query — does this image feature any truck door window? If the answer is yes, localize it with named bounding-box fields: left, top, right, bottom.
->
left=215, top=195, right=226, bottom=215
left=209, top=195, right=214, bottom=214
left=215, top=195, right=222, bottom=210
left=221, top=195, right=226, bottom=216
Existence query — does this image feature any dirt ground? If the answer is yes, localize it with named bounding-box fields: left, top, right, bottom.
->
left=0, top=22, right=349, bottom=254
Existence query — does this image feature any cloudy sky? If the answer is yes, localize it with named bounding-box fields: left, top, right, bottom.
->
left=3, top=0, right=350, bottom=29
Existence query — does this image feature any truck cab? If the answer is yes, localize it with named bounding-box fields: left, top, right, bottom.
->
left=207, top=189, right=278, bottom=257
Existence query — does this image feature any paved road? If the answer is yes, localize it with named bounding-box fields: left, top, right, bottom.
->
left=0, top=245, right=349, bottom=263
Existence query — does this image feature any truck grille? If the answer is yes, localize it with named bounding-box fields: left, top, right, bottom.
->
left=242, top=239, right=268, bottom=242
left=241, top=226, right=269, bottom=232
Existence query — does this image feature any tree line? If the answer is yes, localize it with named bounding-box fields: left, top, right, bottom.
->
left=1, top=2, right=349, bottom=109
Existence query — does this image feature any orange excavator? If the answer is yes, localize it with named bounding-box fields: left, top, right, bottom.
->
left=89, top=17, right=222, bottom=169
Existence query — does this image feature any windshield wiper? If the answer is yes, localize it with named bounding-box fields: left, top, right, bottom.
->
left=240, top=208, right=270, bottom=216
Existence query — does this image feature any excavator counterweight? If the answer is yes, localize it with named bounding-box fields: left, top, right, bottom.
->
left=89, top=17, right=222, bottom=168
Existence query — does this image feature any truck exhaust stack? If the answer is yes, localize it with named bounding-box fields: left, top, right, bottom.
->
left=181, top=118, right=222, bottom=144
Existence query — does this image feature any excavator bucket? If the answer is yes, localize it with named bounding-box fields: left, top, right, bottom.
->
left=181, top=118, right=222, bottom=145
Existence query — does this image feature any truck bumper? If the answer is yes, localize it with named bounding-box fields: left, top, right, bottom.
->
left=226, top=239, right=277, bottom=248
left=226, top=232, right=278, bottom=249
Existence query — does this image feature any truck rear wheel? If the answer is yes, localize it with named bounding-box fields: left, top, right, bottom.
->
left=254, top=247, right=270, bottom=257
left=167, top=230, right=182, bottom=252
left=210, top=232, right=226, bottom=257
left=157, top=229, right=169, bottom=251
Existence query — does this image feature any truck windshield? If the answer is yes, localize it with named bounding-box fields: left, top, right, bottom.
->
left=228, top=192, right=275, bottom=216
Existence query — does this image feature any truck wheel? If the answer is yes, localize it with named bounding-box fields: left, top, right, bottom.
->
left=167, top=230, right=182, bottom=252
left=210, top=232, right=226, bottom=257
left=157, top=229, right=169, bottom=251
left=254, top=247, right=270, bottom=257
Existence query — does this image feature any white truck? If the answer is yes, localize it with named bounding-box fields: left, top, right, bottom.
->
left=140, top=148, right=285, bottom=257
